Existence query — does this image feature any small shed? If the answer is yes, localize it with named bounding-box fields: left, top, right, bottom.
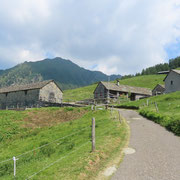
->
left=152, top=84, right=165, bottom=96
left=94, top=81, right=152, bottom=102
left=164, top=69, right=180, bottom=93
left=0, top=80, right=63, bottom=109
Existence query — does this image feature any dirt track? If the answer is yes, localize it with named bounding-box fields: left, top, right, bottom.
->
left=111, top=109, right=180, bottom=180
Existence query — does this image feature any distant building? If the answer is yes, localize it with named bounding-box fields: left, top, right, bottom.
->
left=152, top=84, right=165, bottom=96
left=0, top=80, right=63, bottom=109
left=164, top=69, right=180, bottom=93
left=94, top=81, right=152, bottom=102
left=157, top=71, right=169, bottom=75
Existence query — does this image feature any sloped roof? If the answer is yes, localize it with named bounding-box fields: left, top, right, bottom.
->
left=152, top=84, right=165, bottom=92
left=160, top=84, right=165, bottom=88
left=99, top=81, right=152, bottom=96
left=163, top=69, right=180, bottom=81
left=172, top=69, right=180, bottom=74
left=157, top=71, right=169, bottom=74
left=0, top=80, right=54, bottom=94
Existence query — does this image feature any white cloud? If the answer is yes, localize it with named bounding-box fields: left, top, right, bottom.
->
left=0, top=0, right=180, bottom=75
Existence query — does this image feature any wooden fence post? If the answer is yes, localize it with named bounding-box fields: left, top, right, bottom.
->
left=13, top=156, right=18, bottom=178
left=154, top=102, right=159, bottom=112
left=92, top=117, right=95, bottom=152
left=118, top=111, right=122, bottom=124
left=147, top=99, right=149, bottom=106
left=91, top=105, right=94, bottom=111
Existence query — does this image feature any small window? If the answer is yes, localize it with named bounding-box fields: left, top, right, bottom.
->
left=171, top=80, right=173, bottom=85
left=25, top=90, right=28, bottom=95
left=5, top=93, right=8, bottom=97
left=49, top=92, right=55, bottom=102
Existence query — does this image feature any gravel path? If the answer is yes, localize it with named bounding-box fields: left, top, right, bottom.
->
left=111, top=109, right=180, bottom=180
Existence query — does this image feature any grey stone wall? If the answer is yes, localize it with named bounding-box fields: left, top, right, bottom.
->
left=39, top=81, right=63, bottom=104
left=0, top=89, right=39, bottom=109
left=0, top=82, right=63, bottom=109
left=165, top=71, right=180, bottom=93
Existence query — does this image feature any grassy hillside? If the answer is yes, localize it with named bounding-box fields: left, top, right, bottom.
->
left=118, top=74, right=165, bottom=89
left=63, top=83, right=97, bottom=101
left=64, top=74, right=166, bottom=101
left=117, top=91, right=180, bottom=135
left=0, top=107, right=128, bottom=179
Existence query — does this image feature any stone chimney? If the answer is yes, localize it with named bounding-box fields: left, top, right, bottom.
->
left=117, top=79, right=120, bottom=86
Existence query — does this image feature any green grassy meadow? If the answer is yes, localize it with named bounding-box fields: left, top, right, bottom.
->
left=63, top=84, right=97, bottom=102
left=117, top=74, right=165, bottom=89
left=0, top=107, right=128, bottom=179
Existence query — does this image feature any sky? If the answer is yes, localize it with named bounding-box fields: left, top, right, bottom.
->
left=0, top=0, right=180, bottom=75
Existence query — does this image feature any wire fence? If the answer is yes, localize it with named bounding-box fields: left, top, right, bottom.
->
left=0, top=157, right=13, bottom=164
left=26, top=124, right=118, bottom=179
left=26, top=141, right=91, bottom=179
left=0, top=107, right=120, bottom=179
left=0, top=125, right=91, bottom=164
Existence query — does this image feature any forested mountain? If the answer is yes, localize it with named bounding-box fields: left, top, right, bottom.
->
left=0, top=57, right=121, bottom=90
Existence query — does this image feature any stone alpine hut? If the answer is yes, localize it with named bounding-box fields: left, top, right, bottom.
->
left=164, top=69, right=180, bottom=93
left=0, top=80, right=63, bottom=109
left=94, top=81, right=152, bottom=102
left=152, top=84, right=165, bottom=96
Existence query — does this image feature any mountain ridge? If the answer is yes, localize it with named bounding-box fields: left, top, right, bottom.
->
left=0, top=57, right=121, bottom=90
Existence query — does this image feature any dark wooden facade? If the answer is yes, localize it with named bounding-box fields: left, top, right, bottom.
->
left=94, top=81, right=152, bottom=103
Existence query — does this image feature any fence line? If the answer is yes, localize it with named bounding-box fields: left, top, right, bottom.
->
left=0, top=118, right=109, bottom=164
left=0, top=117, right=113, bottom=163
left=0, top=157, right=13, bottom=164
left=26, top=141, right=91, bottom=179
left=1, top=108, right=119, bottom=179
left=0, top=125, right=91, bottom=163
left=17, top=125, right=91, bottom=159
left=26, top=123, right=119, bottom=179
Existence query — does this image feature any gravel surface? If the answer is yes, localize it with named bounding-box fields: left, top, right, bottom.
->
left=111, top=109, right=180, bottom=180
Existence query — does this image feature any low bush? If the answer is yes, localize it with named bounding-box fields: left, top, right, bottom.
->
left=64, top=107, right=74, bottom=112
left=114, top=105, right=139, bottom=110
left=166, top=118, right=180, bottom=136
left=139, top=109, right=180, bottom=136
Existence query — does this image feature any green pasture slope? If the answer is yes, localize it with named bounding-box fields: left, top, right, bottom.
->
left=118, top=91, right=180, bottom=136
left=0, top=107, right=128, bottom=179
left=63, top=74, right=166, bottom=101
left=118, top=74, right=165, bottom=89
left=63, top=83, right=97, bottom=101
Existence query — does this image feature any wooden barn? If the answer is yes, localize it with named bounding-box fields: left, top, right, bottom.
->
left=152, top=84, right=165, bottom=96
left=0, top=80, right=63, bottom=109
left=164, top=69, right=180, bottom=93
left=94, top=81, right=152, bottom=102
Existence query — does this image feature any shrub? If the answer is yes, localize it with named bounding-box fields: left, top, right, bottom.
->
left=139, top=109, right=180, bottom=136
left=165, top=118, right=180, bottom=136
left=115, top=105, right=139, bottom=110
left=64, top=107, right=74, bottom=112
left=0, top=162, right=13, bottom=177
